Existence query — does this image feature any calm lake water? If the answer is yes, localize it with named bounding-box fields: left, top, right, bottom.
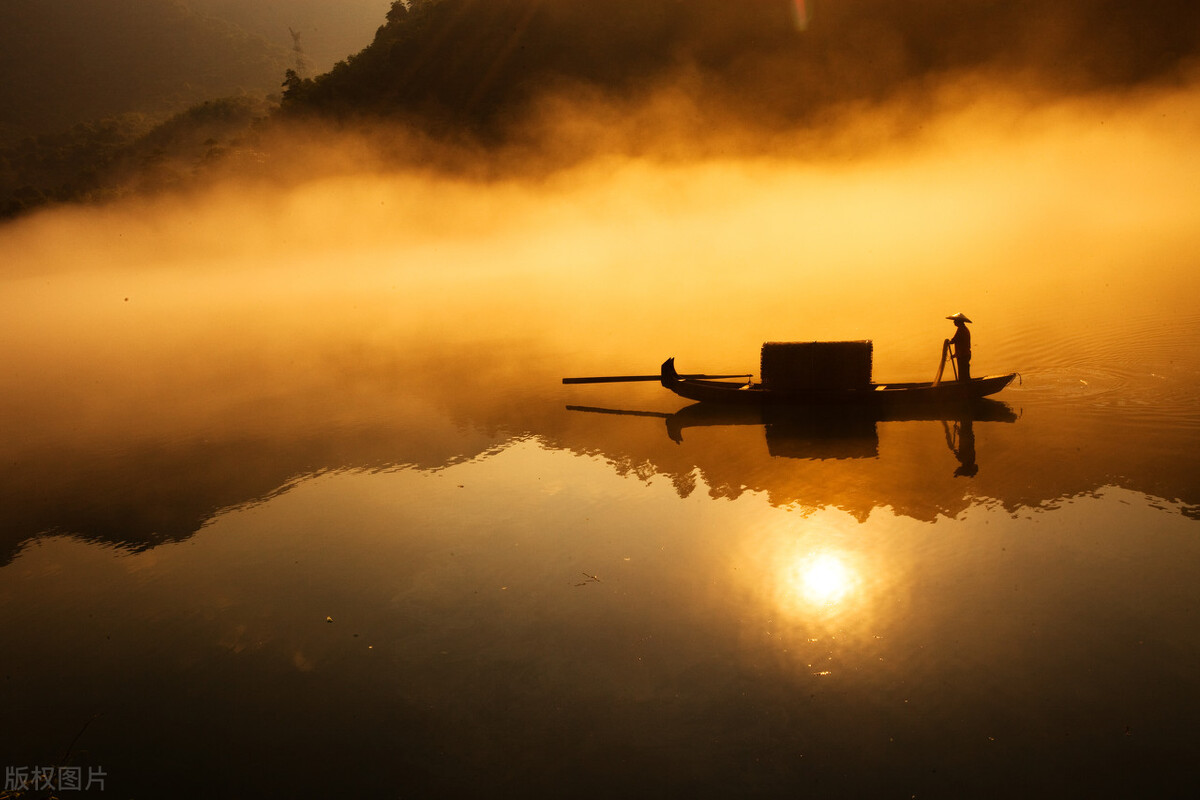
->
left=3, top=98, right=1200, bottom=797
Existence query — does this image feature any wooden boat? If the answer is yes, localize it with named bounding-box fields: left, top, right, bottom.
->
left=660, top=358, right=1016, bottom=406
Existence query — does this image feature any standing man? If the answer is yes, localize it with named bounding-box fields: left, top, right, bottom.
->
left=946, top=312, right=972, bottom=381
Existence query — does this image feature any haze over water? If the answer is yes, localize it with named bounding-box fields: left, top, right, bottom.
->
left=3, top=76, right=1200, bottom=796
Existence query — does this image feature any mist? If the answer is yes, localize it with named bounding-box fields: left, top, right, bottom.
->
left=4, top=69, right=1199, bottom=414
left=6, top=64, right=1199, bottom=287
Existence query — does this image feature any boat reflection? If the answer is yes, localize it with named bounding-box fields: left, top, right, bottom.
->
left=569, top=398, right=1018, bottom=477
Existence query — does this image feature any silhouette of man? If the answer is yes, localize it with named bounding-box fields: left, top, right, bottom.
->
left=946, top=313, right=972, bottom=381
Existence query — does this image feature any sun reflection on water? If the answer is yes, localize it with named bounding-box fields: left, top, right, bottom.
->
left=736, top=512, right=879, bottom=635
left=782, top=551, right=861, bottom=619
left=795, top=552, right=854, bottom=607
left=735, top=530, right=881, bottom=679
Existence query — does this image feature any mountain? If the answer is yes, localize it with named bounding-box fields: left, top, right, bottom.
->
left=279, top=0, right=802, bottom=132
left=280, top=0, right=1200, bottom=133
left=0, top=0, right=290, bottom=139
left=5, top=0, right=1200, bottom=219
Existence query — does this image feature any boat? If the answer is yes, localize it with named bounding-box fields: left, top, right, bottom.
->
left=660, top=357, right=1017, bottom=406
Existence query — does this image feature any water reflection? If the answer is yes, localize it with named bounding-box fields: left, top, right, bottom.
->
left=665, top=399, right=1015, bottom=448
left=733, top=512, right=894, bottom=686
left=7, top=335, right=1198, bottom=568
left=567, top=398, right=1018, bottom=510
left=943, top=418, right=977, bottom=477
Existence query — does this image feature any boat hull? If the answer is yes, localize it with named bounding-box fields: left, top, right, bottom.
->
left=660, top=358, right=1016, bottom=406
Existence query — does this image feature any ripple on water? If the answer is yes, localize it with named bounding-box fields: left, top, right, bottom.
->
left=1004, top=310, right=1200, bottom=430
left=1010, top=363, right=1133, bottom=401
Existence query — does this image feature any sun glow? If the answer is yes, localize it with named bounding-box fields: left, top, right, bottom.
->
left=794, top=552, right=855, bottom=607
left=798, top=553, right=852, bottom=605
left=751, top=541, right=872, bottom=653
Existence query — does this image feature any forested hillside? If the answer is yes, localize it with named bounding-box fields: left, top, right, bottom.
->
left=0, top=96, right=273, bottom=217
left=5, top=0, right=1200, bottom=220
left=280, top=0, right=1200, bottom=134
left=280, top=0, right=803, bottom=133
left=0, top=0, right=291, bottom=140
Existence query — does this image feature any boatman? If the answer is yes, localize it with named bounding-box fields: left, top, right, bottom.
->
left=946, top=313, right=972, bottom=381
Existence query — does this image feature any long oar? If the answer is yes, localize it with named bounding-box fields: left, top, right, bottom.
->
left=563, top=372, right=751, bottom=384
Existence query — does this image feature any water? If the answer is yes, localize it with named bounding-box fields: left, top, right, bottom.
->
left=3, top=99, right=1200, bottom=798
